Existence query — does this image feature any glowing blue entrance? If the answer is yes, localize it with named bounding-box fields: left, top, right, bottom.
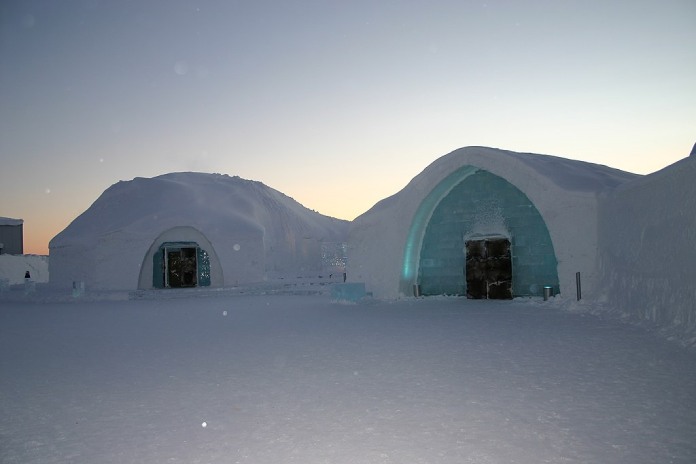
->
left=401, top=168, right=559, bottom=297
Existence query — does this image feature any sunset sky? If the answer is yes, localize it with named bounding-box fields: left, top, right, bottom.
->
left=1, top=0, right=694, bottom=255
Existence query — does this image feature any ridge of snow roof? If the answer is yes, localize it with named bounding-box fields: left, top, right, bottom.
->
left=150, top=172, right=296, bottom=201
left=147, top=172, right=347, bottom=223
left=357, top=146, right=641, bottom=220
left=50, top=171, right=349, bottom=246
left=152, top=171, right=259, bottom=184
left=438, top=146, right=640, bottom=192
left=612, top=151, right=695, bottom=194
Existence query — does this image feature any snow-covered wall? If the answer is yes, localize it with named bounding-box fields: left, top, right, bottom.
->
left=348, top=147, right=637, bottom=299
left=0, top=254, right=48, bottom=285
left=597, top=155, right=696, bottom=338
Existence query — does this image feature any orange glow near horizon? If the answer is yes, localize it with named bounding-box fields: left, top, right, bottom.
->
left=1, top=2, right=694, bottom=256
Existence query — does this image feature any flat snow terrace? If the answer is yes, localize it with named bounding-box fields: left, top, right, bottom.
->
left=1, top=295, right=694, bottom=464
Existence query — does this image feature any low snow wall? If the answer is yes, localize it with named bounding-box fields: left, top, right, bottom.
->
left=49, top=233, right=151, bottom=291
left=0, top=254, right=49, bottom=285
left=597, top=156, right=696, bottom=343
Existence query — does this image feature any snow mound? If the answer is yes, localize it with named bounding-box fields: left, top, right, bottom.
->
left=52, top=172, right=347, bottom=246
left=49, top=172, right=349, bottom=290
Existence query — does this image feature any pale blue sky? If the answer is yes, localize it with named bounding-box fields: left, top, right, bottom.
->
left=1, top=0, right=694, bottom=254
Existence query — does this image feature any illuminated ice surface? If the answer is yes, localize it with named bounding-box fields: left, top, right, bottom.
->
left=1, top=293, right=695, bottom=463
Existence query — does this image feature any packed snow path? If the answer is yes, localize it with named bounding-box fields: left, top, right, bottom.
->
left=1, top=295, right=695, bottom=463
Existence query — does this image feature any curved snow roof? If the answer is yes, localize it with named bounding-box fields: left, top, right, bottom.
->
left=51, top=172, right=348, bottom=247
left=364, top=146, right=639, bottom=217
left=415, top=146, right=638, bottom=193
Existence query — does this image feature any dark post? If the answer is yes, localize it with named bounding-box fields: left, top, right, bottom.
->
left=543, top=286, right=552, bottom=301
left=576, top=272, right=582, bottom=301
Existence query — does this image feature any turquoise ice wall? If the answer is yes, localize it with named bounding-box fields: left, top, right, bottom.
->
left=417, top=169, right=559, bottom=297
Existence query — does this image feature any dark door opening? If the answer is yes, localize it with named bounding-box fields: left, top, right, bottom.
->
left=465, top=237, right=512, bottom=299
left=166, top=247, right=198, bottom=288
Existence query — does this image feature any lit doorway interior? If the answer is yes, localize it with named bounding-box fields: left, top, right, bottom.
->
left=165, top=246, right=198, bottom=288
left=465, top=236, right=512, bottom=299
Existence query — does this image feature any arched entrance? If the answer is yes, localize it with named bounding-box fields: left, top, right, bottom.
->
left=138, top=226, right=223, bottom=289
left=406, top=168, right=559, bottom=298
left=152, top=242, right=210, bottom=288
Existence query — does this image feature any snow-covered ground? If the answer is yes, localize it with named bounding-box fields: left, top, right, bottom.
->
left=1, top=291, right=695, bottom=463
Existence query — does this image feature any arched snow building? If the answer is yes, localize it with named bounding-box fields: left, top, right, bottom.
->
left=49, top=173, right=349, bottom=291
left=347, top=146, right=638, bottom=299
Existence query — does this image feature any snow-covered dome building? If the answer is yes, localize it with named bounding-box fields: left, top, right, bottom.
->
left=49, top=173, right=349, bottom=291
left=347, top=146, right=638, bottom=300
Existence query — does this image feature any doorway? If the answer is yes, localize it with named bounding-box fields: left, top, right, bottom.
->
left=165, top=246, right=198, bottom=288
left=465, top=237, right=512, bottom=299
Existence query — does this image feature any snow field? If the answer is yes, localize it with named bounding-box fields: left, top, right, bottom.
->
left=1, top=295, right=695, bottom=463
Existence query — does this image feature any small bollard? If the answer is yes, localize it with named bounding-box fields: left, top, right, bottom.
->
left=543, top=286, right=553, bottom=301
left=413, top=284, right=421, bottom=297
